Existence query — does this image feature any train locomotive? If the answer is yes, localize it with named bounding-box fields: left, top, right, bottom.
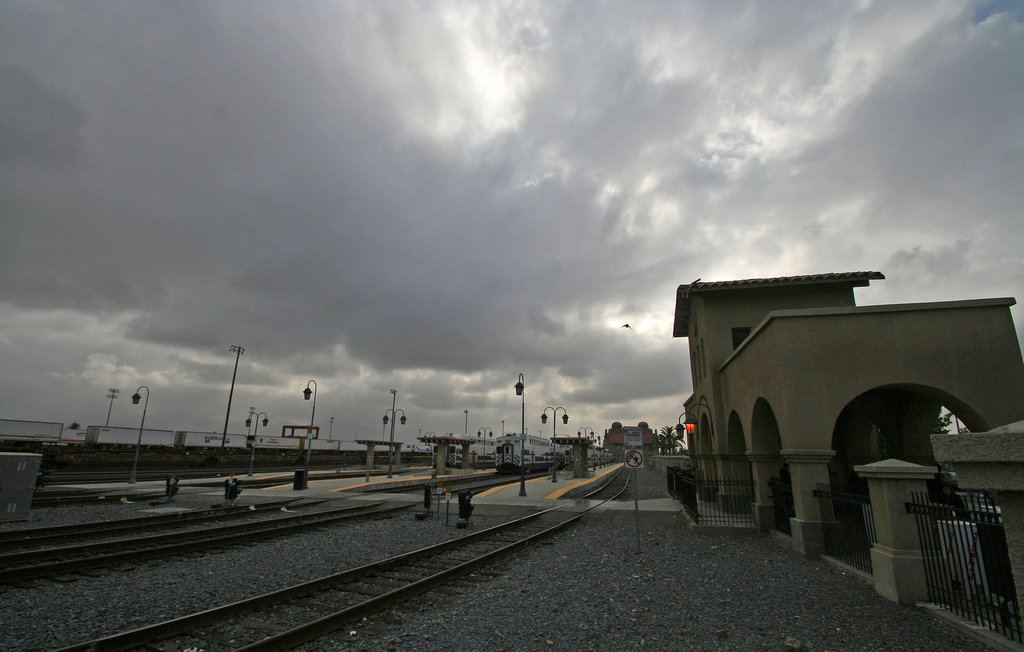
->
left=493, top=433, right=571, bottom=474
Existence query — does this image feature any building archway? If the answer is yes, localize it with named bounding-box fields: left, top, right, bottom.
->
left=830, top=383, right=986, bottom=485
left=723, top=410, right=751, bottom=479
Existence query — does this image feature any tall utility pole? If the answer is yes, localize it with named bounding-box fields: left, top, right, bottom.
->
left=221, top=344, right=244, bottom=447
left=105, top=388, right=119, bottom=426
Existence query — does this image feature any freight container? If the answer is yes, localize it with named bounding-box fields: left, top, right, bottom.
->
left=253, top=435, right=301, bottom=449
left=85, top=425, right=175, bottom=446
left=174, top=431, right=247, bottom=449
left=0, top=419, right=64, bottom=443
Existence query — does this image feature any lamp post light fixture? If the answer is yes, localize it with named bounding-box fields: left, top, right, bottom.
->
left=128, top=385, right=149, bottom=485
left=541, top=407, right=569, bottom=482
left=675, top=397, right=714, bottom=463
left=105, top=388, right=119, bottom=426
left=221, top=344, right=245, bottom=448
left=245, top=409, right=269, bottom=478
left=514, top=374, right=526, bottom=497
left=383, top=389, right=407, bottom=479
left=301, top=379, right=317, bottom=489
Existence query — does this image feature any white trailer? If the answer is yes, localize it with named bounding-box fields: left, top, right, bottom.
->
left=254, top=435, right=301, bottom=450
left=59, top=429, right=88, bottom=443
left=0, top=419, right=64, bottom=443
left=86, top=426, right=175, bottom=447
left=174, top=431, right=248, bottom=449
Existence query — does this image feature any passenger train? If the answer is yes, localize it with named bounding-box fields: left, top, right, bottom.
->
left=493, top=433, right=571, bottom=474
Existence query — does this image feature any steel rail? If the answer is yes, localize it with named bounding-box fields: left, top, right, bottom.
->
left=0, top=500, right=299, bottom=550
left=0, top=502, right=407, bottom=584
left=57, top=471, right=631, bottom=651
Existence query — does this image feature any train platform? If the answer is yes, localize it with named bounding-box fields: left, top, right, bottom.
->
left=43, top=463, right=686, bottom=523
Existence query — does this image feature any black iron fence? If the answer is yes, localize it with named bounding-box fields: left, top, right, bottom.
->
left=907, top=490, right=1020, bottom=643
left=814, top=483, right=876, bottom=574
left=667, top=467, right=756, bottom=527
left=768, top=477, right=794, bottom=535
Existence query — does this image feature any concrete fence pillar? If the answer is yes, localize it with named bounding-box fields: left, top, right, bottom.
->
left=782, top=449, right=834, bottom=557
left=854, top=458, right=934, bottom=605
left=932, top=423, right=1024, bottom=613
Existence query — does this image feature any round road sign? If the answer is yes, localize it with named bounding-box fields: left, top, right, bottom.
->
left=625, top=449, right=644, bottom=469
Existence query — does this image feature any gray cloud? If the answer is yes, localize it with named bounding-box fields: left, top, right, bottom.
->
left=1, top=1, right=1021, bottom=439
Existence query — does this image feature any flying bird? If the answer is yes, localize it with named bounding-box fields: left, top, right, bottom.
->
left=621, top=324, right=631, bottom=329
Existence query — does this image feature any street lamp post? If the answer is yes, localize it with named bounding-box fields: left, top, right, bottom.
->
left=221, top=345, right=244, bottom=448
left=301, top=380, right=317, bottom=489
left=129, top=385, right=149, bottom=485
left=675, top=397, right=714, bottom=468
left=541, top=407, right=569, bottom=482
left=105, top=388, right=119, bottom=426
left=514, top=374, right=526, bottom=496
left=383, top=389, right=407, bottom=479
left=246, top=409, right=269, bottom=478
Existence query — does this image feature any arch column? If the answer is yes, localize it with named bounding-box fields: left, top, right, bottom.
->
left=576, top=442, right=590, bottom=477
left=781, top=448, right=835, bottom=557
left=747, top=451, right=784, bottom=531
left=436, top=442, right=450, bottom=475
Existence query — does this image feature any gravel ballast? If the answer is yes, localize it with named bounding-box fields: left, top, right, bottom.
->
left=0, top=471, right=996, bottom=651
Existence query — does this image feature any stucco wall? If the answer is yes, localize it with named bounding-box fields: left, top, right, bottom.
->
left=719, top=299, right=1024, bottom=453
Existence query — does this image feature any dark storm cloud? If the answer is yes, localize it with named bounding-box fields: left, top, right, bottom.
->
left=0, top=64, right=84, bottom=169
left=1, top=1, right=1021, bottom=437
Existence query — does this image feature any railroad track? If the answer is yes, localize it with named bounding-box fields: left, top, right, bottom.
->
left=0, top=501, right=408, bottom=585
left=31, top=490, right=166, bottom=507
left=43, top=466, right=399, bottom=485
left=57, top=468, right=630, bottom=651
left=0, top=499, right=303, bottom=551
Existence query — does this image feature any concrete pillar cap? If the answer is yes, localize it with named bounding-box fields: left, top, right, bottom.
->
left=854, top=458, right=936, bottom=479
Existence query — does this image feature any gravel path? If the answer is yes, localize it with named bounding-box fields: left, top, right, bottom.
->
left=0, top=471, right=994, bottom=651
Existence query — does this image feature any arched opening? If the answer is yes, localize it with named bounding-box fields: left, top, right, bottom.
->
left=750, top=397, right=783, bottom=456
left=830, top=384, right=985, bottom=485
left=724, top=410, right=752, bottom=480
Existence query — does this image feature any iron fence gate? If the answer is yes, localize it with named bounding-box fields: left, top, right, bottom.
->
left=768, top=477, right=794, bottom=535
left=814, top=483, right=876, bottom=574
left=907, top=490, right=1020, bottom=643
left=667, top=467, right=756, bottom=527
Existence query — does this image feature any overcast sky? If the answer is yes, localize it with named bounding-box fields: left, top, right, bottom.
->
left=2, top=1, right=1022, bottom=444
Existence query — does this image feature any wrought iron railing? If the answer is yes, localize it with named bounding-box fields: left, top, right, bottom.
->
left=814, top=483, right=876, bottom=574
left=907, top=490, right=1020, bottom=643
left=667, top=467, right=756, bottom=527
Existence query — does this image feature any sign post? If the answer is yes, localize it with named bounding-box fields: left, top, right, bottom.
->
left=624, top=448, right=645, bottom=552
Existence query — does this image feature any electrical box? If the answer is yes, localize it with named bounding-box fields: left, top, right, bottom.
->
left=0, top=452, right=41, bottom=522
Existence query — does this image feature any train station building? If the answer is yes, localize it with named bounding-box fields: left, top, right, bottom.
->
left=672, top=271, right=1024, bottom=556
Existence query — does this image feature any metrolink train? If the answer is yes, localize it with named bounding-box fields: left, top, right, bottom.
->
left=494, top=433, right=571, bottom=474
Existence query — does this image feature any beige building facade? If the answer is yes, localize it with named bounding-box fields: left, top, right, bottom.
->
left=673, top=271, right=1024, bottom=555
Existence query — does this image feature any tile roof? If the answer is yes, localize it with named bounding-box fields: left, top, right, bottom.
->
left=673, top=271, right=884, bottom=337
left=678, top=271, right=884, bottom=296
